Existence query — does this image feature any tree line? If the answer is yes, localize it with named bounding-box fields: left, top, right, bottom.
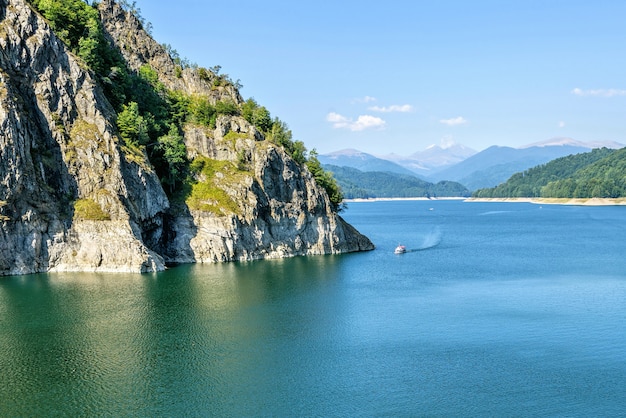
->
left=473, top=147, right=626, bottom=198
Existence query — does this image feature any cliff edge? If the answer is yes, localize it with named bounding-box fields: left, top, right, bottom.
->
left=0, top=0, right=373, bottom=276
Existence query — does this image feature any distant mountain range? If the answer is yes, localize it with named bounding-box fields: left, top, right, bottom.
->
left=322, top=165, right=470, bottom=199
left=321, top=138, right=625, bottom=192
left=318, top=149, right=415, bottom=176
left=382, top=142, right=477, bottom=176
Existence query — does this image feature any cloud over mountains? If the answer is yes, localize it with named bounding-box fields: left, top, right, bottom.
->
left=327, top=112, right=386, bottom=131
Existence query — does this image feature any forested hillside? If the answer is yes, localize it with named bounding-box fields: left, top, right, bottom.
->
left=26, top=0, right=344, bottom=210
left=324, top=165, right=470, bottom=199
left=472, top=148, right=626, bottom=198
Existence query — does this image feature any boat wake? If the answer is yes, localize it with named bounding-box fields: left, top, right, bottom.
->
left=403, top=228, right=442, bottom=253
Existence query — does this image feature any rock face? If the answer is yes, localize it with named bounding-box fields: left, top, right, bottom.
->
left=0, top=0, right=168, bottom=275
left=163, top=123, right=374, bottom=264
left=0, top=0, right=373, bottom=276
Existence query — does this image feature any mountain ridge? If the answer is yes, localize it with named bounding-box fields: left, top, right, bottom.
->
left=322, top=138, right=624, bottom=191
left=472, top=147, right=624, bottom=198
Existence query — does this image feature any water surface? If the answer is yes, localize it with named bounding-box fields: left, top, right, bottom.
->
left=1, top=200, right=625, bottom=416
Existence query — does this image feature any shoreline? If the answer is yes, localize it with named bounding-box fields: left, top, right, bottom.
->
left=465, top=197, right=626, bottom=206
left=344, top=197, right=466, bottom=203
left=345, top=197, right=626, bottom=206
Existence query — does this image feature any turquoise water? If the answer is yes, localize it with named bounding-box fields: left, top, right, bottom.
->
left=1, top=200, right=625, bottom=416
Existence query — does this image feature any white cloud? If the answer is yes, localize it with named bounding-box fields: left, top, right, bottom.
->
left=440, top=135, right=456, bottom=149
left=326, top=112, right=386, bottom=131
left=368, top=104, right=414, bottom=113
left=558, top=121, right=566, bottom=128
left=571, top=88, right=626, bottom=97
left=439, top=116, right=468, bottom=126
left=352, top=96, right=377, bottom=104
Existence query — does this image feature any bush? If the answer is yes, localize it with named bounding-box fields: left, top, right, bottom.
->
left=74, top=198, right=110, bottom=221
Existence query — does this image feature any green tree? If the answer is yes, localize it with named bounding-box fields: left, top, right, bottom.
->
left=215, top=100, right=239, bottom=116
left=117, top=102, right=149, bottom=146
left=241, top=98, right=258, bottom=124
left=307, top=150, right=345, bottom=211
left=252, top=106, right=272, bottom=132
left=189, top=96, right=217, bottom=128
left=158, top=124, right=188, bottom=193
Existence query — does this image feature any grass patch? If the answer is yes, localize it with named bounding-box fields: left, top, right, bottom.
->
left=120, top=142, right=152, bottom=170
left=224, top=131, right=249, bottom=141
left=73, top=198, right=110, bottom=221
left=66, top=120, right=102, bottom=166
left=70, top=120, right=99, bottom=144
left=185, top=157, right=248, bottom=215
left=186, top=183, right=240, bottom=215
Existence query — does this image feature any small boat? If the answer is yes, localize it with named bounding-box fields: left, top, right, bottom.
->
left=394, top=245, right=406, bottom=254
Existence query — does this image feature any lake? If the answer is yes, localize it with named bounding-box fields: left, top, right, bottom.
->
left=1, top=200, right=625, bottom=416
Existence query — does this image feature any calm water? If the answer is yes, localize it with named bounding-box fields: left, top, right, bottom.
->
left=1, top=200, right=626, bottom=416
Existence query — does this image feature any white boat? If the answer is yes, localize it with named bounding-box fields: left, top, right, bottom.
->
left=394, top=245, right=406, bottom=254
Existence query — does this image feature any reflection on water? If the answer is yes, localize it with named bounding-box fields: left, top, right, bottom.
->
left=0, top=256, right=346, bottom=416
left=1, top=201, right=626, bottom=416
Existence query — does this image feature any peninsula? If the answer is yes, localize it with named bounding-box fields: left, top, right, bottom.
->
left=0, top=0, right=374, bottom=276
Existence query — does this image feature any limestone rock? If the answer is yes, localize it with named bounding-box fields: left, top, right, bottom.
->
left=0, top=0, right=168, bottom=275
left=0, top=0, right=373, bottom=276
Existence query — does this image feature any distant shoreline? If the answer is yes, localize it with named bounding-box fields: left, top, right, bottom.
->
left=345, top=197, right=626, bottom=206
left=344, top=197, right=466, bottom=203
left=465, top=197, right=626, bottom=206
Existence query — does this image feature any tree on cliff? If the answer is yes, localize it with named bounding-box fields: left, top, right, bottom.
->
left=29, top=0, right=346, bottom=212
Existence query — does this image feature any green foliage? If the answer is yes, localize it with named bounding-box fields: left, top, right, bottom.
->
left=544, top=148, right=626, bottom=198
left=197, top=67, right=211, bottom=81
left=31, top=0, right=117, bottom=76
left=253, top=107, right=272, bottom=132
left=188, top=96, right=217, bottom=128
left=241, top=98, right=257, bottom=124
left=29, top=0, right=347, bottom=215
left=167, top=90, right=191, bottom=126
left=185, top=157, right=242, bottom=215
left=241, top=98, right=271, bottom=131
left=291, top=141, right=307, bottom=166
left=188, top=97, right=241, bottom=128
left=267, top=118, right=291, bottom=147
left=473, top=148, right=618, bottom=198
left=32, top=0, right=96, bottom=49
left=323, top=164, right=470, bottom=199
left=157, top=124, right=188, bottom=194
left=116, top=102, right=149, bottom=146
left=215, top=100, right=239, bottom=116
left=307, top=150, right=345, bottom=211
left=74, top=198, right=110, bottom=221
left=138, top=64, right=159, bottom=86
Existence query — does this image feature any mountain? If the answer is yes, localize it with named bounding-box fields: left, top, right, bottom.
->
left=472, top=147, right=622, bottom=198
left=319, top=149, right=417, bottom=176
left=430, top=143, right=620, bottom=191
left=323, top=165, right=470, bottom=199
left=383, top=141, right=477, bottom=176
left=520, top=137, right=624, bottom=149
left=0, top=0, right=372, bottom=276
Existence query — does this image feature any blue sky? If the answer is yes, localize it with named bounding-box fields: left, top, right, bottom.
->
left=138, top=0, right=626, bottom=155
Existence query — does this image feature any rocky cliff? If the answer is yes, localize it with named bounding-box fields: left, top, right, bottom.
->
left=0, top=0, right=373, bottom=276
